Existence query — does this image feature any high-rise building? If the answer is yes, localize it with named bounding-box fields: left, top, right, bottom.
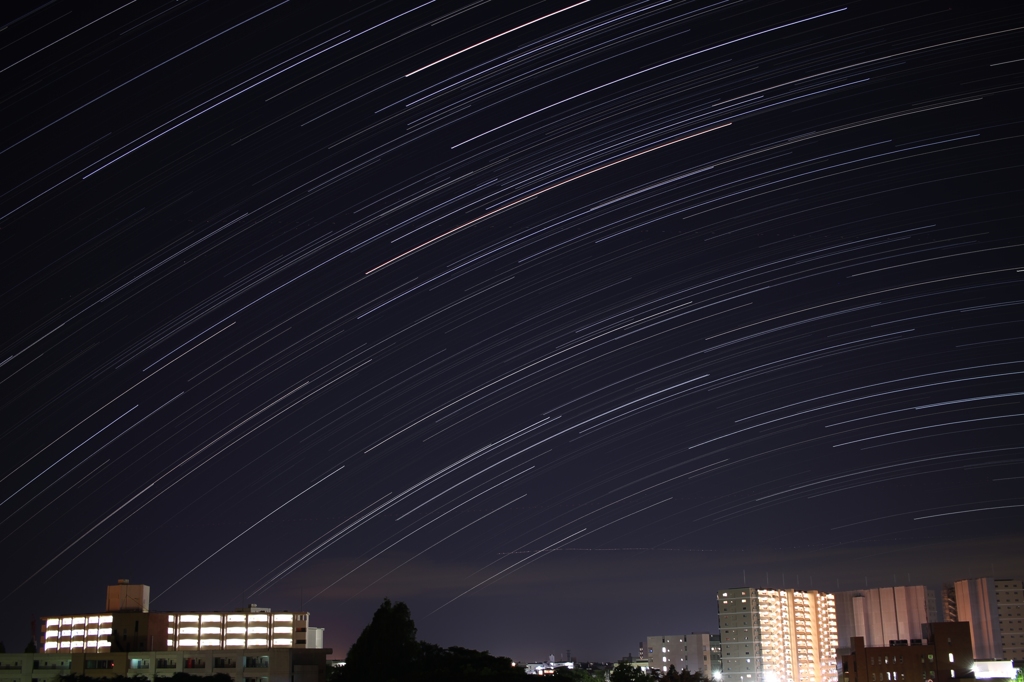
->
left=942, top=578, right=1003, bottom=659
left=834, top=586, right=937, bottom=656
left=718, top=588, right=838, bottom=682
left=993, top=579, right=1024, bottom=661
left=646, top=633, right=722, bottom=677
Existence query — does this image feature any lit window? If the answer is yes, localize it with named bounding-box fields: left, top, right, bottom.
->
left=273, top=627, right=292, bottom=634
left=201, top=627, right=222, bottom=635
left=202, top=615, right=222, bottom=623
left=180, top=615, right=199, bottom=623
left=86, top=640, right=97, bottom=648
left=179, top=638, right=198, bottom=648
left=72, top=617, right=86, bottom=625
left=167, top=639, right=174, bottom=646
left=47, top=619, right=60, bottom=627
left=72, top=629, right=85, bottom=637
left=949, top=654, right=954, bottom=663
left=226, top=627, right=246, bottom=635
left=70, top=641, right=84, bottom=648
left=272, top=638, right=292, bottom=646
left=247, top=627, right=268, bottom=635
left=249, top=615, right=268, bottom=623
left=46, top=631, right=59, bottom=639
left=99, top=628, right=112, bottom=636
left=272, top=614, right=293, bottom=622
left=201, top=639, right=222, bottom=647
left=227, top=615, right=246, bottom=623
left=247, top=638, right=268, bottom=647
left=44, top=642, right=58, bottom=650
left=88, top=617, right=99, bottom=624
left=226, top=638, right=245, bottom=647
left=180, top=627, right=199, bottom=635
left=99, top=615, right=113, bottom=624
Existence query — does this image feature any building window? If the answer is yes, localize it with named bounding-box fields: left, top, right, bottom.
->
left=84, top=661, right=114, bottom=670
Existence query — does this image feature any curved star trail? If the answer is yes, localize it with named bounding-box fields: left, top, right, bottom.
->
left=1, top=0, right=1021, bottom=660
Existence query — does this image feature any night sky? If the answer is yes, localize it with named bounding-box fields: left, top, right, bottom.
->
left=1, top=0, right=1022, bottom=664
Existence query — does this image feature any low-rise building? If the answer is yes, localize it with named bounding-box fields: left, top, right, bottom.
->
left=40, top=581, right=322, bottom=654
left=8, top=579, right=331, bottom=682
left=647, top=633, right=722, bottom=677
left=0, top=648, right=329, bottom=682
left=840, top=622, right=973, bottom=682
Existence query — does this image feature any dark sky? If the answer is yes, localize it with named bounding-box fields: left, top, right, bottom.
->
left=1, top=0, right=1022, bottom=664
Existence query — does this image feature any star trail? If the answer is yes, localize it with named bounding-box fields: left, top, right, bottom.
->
left=1, top=0, right=1021, bottom=661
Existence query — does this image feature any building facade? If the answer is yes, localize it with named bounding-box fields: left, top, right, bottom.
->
left=719, top=588, right=838, bottom=682
left=993, top=579, right=1023, bottom=661
left=942, top=578, right=1003, bottom=659
left=0, top=648, right=329, bottom=682
left=835, top=587, right=937, bottom=656
left=840, top=621, right=973, bottom=682
left=40, top=582, right=322, bottom=654
left=646, top=633, right=722, bottom=677
left=13, top=580, right=330, bottom=682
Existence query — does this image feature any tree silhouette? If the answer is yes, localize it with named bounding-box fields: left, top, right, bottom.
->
left=610, top=662, right=647, bottom=682
left=341, top=598, right=525, bottom=681
left=341, top=598, right=418, bottom=682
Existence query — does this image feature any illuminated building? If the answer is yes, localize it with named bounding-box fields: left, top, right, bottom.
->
left=646, top=633, right=722, bottom=676
left=718, top=587, right=838, bottom=682
left=839, top=621, right=973, bottom=682
left=39, top=580, right=322, bottom=654
left=942, top=578, right=1007, bottom=659
left=834, top=587, right=937, bottom=657
left=3, top=580, right=331, bottom=682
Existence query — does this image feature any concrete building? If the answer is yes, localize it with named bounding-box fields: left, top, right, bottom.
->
left=835, top=587, right=937, bottom=657
left=993, top=579, right=1024, bottom=661
left=840, top=621, right=973, bottom=682
left=0, top=648, right=330, bottom=682
left=718, top=587, right=838, bottom=682
left=646, top=633, right=722, bottom=677
left=942, top=578, right=1003, bottom=659
left=40, top=581, right=323, bottom=654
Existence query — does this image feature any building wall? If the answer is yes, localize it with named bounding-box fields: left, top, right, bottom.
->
left=994, top=579, right=1024, bottom=661
left=42, top=610, right=317, bottom=654
left=944, top=578, right=1003, bottom=659
left=719, top=587, right=838, bottom=682
left=647, top=633, right=718, bottom=676
left=0, top=649, right=329, bottom=682
left=835, top=587, right=935, bottom=653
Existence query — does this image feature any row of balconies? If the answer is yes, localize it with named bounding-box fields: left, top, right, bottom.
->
left=45, top=628, right=113, bottom=639
left=42, top=641, right=111, bottom=651
left=167, top=638, right=293, bottom=648
left=168, top=626, right=293, bottom=635
left=45, top=616, right=113, bottom=628
left=168, top=614, right=294, bottom=625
